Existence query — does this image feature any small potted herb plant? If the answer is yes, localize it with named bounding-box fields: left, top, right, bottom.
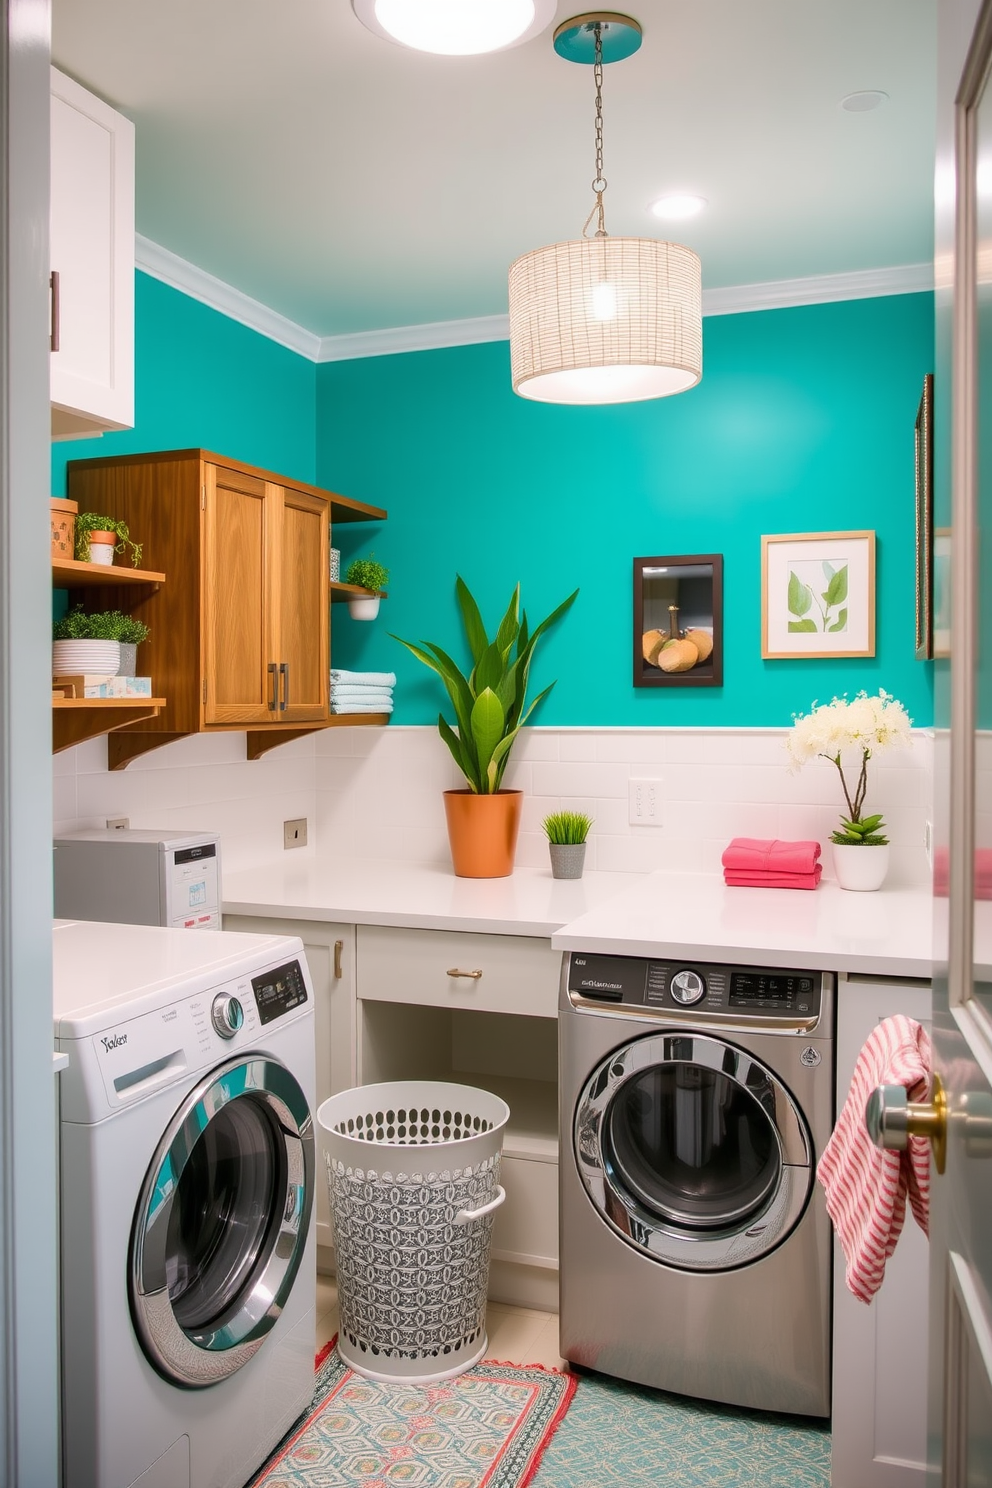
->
left=345, top=554, right=389, bottom=620
left=53, top=607, right=151, bottom=678
left=74, top=512, right=143, bottom=568
left=542, top=810, right=593, bottom=880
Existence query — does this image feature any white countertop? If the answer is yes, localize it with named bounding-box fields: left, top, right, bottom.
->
left=550, top=871, right=934, bottom=978
left=222, top=861, right=645, bottom=937
left=222, top=858, right=934, bottom=977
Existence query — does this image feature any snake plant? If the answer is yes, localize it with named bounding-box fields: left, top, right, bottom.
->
left=394, top=576, right=578, bottom=794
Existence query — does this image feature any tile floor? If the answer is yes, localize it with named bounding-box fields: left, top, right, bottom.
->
left=316, top=1275, right=567, bottom=1371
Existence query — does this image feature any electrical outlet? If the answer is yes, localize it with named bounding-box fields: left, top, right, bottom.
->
left=628, top=778, right=663, bottom=826
left=106, top=817, right=129, bottom=831
left=283, top=818, right=308, bottom=850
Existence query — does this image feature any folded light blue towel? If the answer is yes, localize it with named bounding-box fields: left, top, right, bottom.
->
left=331, top=688, right=394, bottom=706
left=330, top=700, right=394, bottom=714
left=330, top=669, right=396, bottom=686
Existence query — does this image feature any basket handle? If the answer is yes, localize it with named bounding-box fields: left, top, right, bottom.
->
left=454, top=1185, right=506, bottom=1226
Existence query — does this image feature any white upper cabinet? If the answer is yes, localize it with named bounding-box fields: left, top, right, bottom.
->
left=50, top=67, right=134, bottom=439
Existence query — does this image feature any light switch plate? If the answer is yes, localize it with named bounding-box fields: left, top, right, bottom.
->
left=106, top=817, right=129, bottom=831
left=284, top=818, right=308, bottom=849
left=629, top=778, right=663, bottom=826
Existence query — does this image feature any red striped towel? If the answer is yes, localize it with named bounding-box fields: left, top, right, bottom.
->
left=817, top=1015, right=932, bottom=1303
left=721, top=838, right=822, bottom=876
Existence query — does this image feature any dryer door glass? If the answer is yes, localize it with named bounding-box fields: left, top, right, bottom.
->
left=129, top=1053, right=315, bottom=1387
left=574, top=1031, right=813, bottom=1271
left=604, top=1063, right=779, bottom=1229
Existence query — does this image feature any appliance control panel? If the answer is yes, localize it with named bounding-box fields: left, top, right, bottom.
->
left=251, top=958, right=308, bottom=1025
left=567, top=952, right=825, bottom=1021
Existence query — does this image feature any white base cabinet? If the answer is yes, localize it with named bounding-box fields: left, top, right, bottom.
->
left=831, top=974, right=932, bottom=1488
left=50, top=68, right=134, bottom=439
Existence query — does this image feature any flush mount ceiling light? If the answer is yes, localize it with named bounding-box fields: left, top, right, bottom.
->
left=648, top=193, right=707, bottom=221
left=352, top=0, right=557, bottom=55
left=840, top=90, right=889, bottom=112
left=509, top=14, right=702, bottom=405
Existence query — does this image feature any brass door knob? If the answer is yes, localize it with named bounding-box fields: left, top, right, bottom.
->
left=865, top=1072, right=947, bottom=1175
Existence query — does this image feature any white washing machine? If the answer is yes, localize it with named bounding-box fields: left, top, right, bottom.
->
left=55, top=919, right=319, bottom=1488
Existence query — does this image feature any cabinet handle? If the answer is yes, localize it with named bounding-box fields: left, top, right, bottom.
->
left=267, top=662, right=278, bottom=711
left=334, top=939, right=343, bottom=980
left=279, top=662, right=289, bottom=711
left=50, top=271, right=60, bottom=352
left=446, top=967, right=483, bottom=980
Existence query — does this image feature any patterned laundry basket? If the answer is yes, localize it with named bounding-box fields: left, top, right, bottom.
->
left=317, top=1081, right=510, bottom=1384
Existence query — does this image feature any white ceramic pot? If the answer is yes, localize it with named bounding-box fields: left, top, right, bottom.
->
left=52, top=639, right=121, bottom=677
left=832, top=842, right=890, bottom=892
left=347, top=595, right=380, bottom=621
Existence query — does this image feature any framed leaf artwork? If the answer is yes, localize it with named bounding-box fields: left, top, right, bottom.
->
left=761, top=531, right=876, bottom=659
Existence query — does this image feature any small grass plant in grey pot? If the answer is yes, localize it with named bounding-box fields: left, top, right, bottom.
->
left=543, top=810, right=593, bottom=879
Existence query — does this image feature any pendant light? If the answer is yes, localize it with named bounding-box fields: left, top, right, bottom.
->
left=509, top=14, right=703, bottom=405
left=352, top=0, right=557, bottom=55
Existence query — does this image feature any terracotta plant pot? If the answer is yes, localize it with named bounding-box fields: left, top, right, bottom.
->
left=443, top=790, right=522, bottom=878
left=87, top=530, right=117, bottom=566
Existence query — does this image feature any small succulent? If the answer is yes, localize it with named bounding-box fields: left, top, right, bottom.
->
left=345, top=554, right=389, bottom=593
left=542, top=810, right=593, bottom=845
left=830, top=813, right=889, bottom=847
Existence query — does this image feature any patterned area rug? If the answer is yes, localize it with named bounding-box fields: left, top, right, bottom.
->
left=529, top=1371, right=831, bottom=1487
left=247, top=1341, right=577, bottom=1487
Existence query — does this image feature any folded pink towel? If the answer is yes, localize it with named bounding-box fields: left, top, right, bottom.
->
left=724, top=866, right=822, bottom=891
left=721, top=838, right=822, bottom=876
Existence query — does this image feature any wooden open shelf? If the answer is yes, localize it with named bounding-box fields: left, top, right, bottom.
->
left=52, top=557, right=166, bottom=588
left=53, top=697, right=166, bottom=753
left=330, top=582, right=387, bottom=603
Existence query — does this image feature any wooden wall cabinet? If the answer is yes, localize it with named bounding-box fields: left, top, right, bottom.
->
left=50, top=67, right=134, bottom=439
left=66, top=449, right=386, bottom=767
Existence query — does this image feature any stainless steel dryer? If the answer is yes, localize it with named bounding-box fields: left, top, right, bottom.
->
left=559, top=951, right=834, bottom=1416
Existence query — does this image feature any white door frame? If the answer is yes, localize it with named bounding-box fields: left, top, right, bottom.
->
left=0, top=1, right=59, bottom=1483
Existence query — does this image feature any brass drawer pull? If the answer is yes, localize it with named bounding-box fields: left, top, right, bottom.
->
left=334, top=939, right=343, bottom=980
left=447, top=967, right=483, bottom=980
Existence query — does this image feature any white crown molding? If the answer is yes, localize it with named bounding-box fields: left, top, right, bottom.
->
left=701, top=261, right=934, bottom=318
left=134, top=235, right=322, bottom=360
left=135, top=234, right=933, bottom=363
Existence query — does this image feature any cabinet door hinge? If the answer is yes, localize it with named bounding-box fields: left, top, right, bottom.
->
left=202, top=679, right=207, bottom=704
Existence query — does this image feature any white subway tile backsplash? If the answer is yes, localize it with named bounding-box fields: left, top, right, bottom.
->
left=52, top=725, right=933, bottom=885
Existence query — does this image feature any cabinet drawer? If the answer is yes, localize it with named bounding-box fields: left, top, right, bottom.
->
left=492, top=1155, right=558, bottom=1270
left=357, top=926, right=560, bottom=1019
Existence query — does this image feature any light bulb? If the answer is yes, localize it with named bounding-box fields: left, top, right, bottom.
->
left=362, top=0, right=547, bottom=55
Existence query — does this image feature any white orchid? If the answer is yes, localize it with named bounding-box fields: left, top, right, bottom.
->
left=786, top=690, right=913, bottom=845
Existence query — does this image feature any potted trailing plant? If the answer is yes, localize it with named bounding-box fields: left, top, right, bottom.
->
left=345, top=554, right=389, bottom=620
left=543, top=810, right=593, bottom=880
left=786, top=690, right=912, bottom=892
left=395, top=576, right=578, bottom=878
left=73, top=511, right=143, bottom=568
left=53, top=607, right=151, bottom=678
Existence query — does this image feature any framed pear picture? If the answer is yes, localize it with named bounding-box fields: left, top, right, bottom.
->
left=761, top=531, right=876, bottom=659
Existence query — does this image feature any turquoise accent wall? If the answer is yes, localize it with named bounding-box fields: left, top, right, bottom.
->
left=51, top=271, right=316, bottom=499
left=317, top=293, right=935, bottom=728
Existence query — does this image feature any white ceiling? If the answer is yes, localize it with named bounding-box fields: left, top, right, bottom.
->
left=53, top=0, right=936, bottom=338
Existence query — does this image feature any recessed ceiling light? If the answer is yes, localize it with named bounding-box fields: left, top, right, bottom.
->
left=840, top=90, right=889, bottom=113
left=352, top=0, right=557, bottom=55
left=648, top=194, right=707, bottom=222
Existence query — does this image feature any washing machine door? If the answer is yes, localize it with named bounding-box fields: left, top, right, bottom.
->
left=574, top=1032, right=813, bottom=1271
left=129, top=1053, right=315, bottom=1387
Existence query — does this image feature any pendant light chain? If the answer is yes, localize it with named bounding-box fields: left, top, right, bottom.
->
left=582, top=24, right=608, bottom=239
